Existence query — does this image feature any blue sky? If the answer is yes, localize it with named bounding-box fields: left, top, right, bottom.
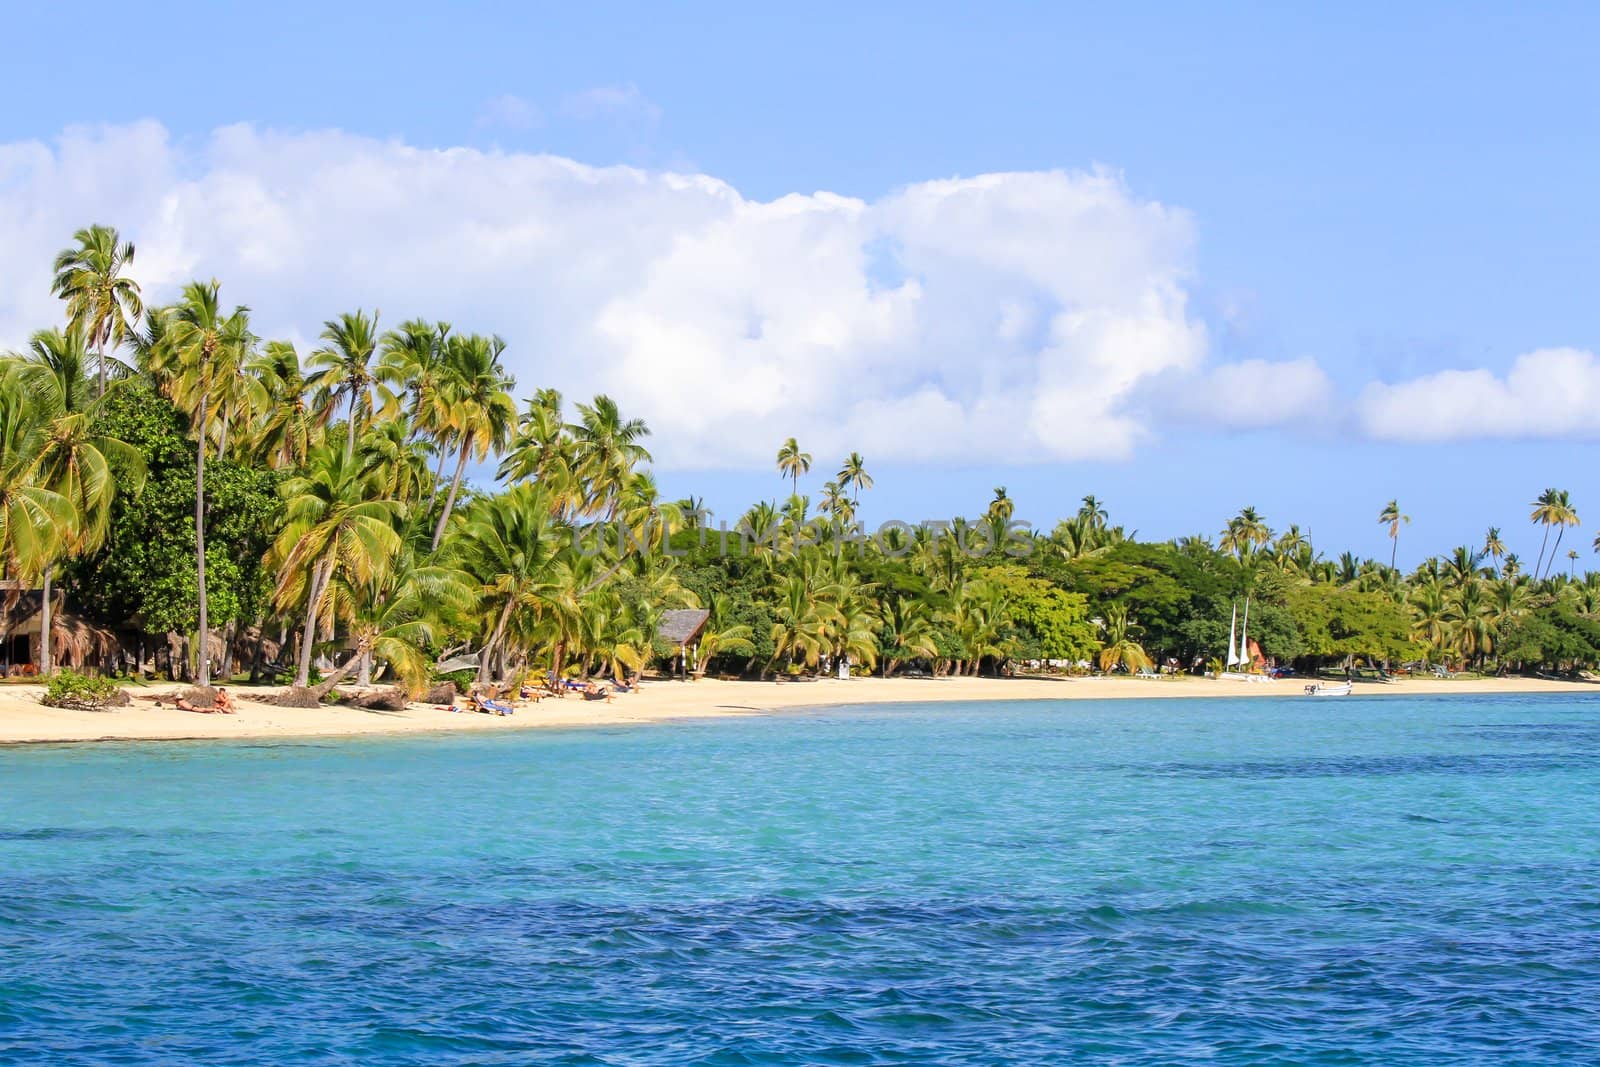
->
left=5, top=2, right=1599, bottom=568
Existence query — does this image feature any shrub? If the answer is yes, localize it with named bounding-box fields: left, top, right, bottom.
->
left=42, top=671, right=126, bottom=711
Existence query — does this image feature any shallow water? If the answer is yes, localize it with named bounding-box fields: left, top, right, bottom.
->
left=4, top=695, right=1600, bottom=1064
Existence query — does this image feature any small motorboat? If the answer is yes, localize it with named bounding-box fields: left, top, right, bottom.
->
left=1304, top=681, right=1353, bottom=697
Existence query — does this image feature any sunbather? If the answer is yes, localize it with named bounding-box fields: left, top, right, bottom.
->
left=471, top=692, right=514, bottom=716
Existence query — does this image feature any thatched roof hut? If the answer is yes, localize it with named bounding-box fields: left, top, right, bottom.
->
left=657, top=609, right=710, bottom=649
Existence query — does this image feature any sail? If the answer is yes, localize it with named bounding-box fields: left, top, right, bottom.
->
left=1238, top=598, right=1251, bottom=667
left=1226, top=603, right=1239, bottom=666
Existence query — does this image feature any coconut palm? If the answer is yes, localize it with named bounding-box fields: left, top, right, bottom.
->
left=1483, top=527, right=1506, bottom=573
left=0, top=377, right=73, bottom=665
left=272, top=444, right=404, bottom=690
left=153, top=281, right=254, bottom=686
left=569, top=393, right=650, bottom=523
left=248, top=341, right=316, bottom=469
left=1569, top=549, right=1581, bottom=579
left=1544, top=490, right=1579, bottom=580
left=430, top=334, right=517, bottom=550
left=8, top=328, right=100, bottom=416
left=819, top=480, right=853, bottom=523
left=1078, top=495, right=1109, bottom=531
left=50, top=224, right=143, bottom=398
left=1530, top=488, right=1557, bottom=577
left=459, top=483, right=567, bottom=684
left=1221, top=507, right=1271, bottom=560
left=879, top=596, right=938, bottom=676
left=837, top=452, right=873, bottom=507
left=776, top=437, right=811, bottom=497
left=1097, top=603, right=1153, bottom=674
left=1378, top=499, right=1409, bottom=570
left=988, top=486, right=1014, bottom=523
left=308, top=310, right=382, bottom=462
left=692, top=592, right=756, bottom=678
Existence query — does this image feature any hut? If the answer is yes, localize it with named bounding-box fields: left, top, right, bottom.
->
left=656, top=608, right=710, bottom=679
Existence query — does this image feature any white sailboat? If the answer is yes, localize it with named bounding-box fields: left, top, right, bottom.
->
left=1225, top=603, right=1240, bottom=667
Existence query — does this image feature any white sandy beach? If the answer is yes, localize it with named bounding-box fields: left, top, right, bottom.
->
left=0, top=674, right=1594, bottom=745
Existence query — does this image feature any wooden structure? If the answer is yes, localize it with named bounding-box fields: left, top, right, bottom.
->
left=656, top=608, right=710, bottom=679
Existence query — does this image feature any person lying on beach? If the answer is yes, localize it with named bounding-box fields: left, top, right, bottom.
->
left=471, top=692, right=514, bottom=716
left=172, top=693, right=231, bottom=714
left=581, top=681, right=615, bottom=703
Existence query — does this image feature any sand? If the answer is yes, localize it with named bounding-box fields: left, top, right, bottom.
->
left=0, top=673, right=1594, bottom=745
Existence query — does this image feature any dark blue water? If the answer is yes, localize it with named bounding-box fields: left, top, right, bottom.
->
left=5, top=695, right=1600, bottom=1064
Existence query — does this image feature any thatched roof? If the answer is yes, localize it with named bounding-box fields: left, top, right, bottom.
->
left=657, top=608, right=710, bottom=647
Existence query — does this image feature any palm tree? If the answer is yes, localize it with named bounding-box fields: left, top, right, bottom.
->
left=29, top=411, right=144, bottom=674
left=8, top=329, right=97, bottom=416
left=879, top=597, right=938, bottom=676
left=1378, top=499, right=1409, bottom=570
left=248, top=340, right=315, bottom=469
left=776, top=437, right=811, bottom=497
left=3, top=340, right=144, bottom=673
left=154, top=281, right=253, bottom=686
left=430, top=334, right=517, bottom=550
left=569, top=393, right=650, bottom=523
left=0, top=377, right=72, bottom=667
left=272, top=445, right=404, bottom=690
left=1531, top=488, right=1562, bottom=579
left=309, top=310, right=382, bottom=462
left=51, top=224, right=143, bottom=398
left=460, top=484, right=566, bottom=685
left=837, top=452, right=873, bottom=508
left=1444, top=545, right=1482, bottom=588
left=1569, top=549, right=1581, bottom=579
left=819, top=480, right=852, bottom=523
left=1483, top=527, right=1506, bottom=573
left=692, top=592, right=756, bottom=678
left=1097, top=603, right=1153, bottom=674
left=1078, top=495, right=1109, bottom=531
left=1221, top=507, right=1270, bottom=560
left=1544, top=490, right=1579, bottom=580
left=988, top=487, right=1014, bottom=523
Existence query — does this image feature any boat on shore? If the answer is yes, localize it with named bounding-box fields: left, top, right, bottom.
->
left=1305, top=681, right=1353, bottom=697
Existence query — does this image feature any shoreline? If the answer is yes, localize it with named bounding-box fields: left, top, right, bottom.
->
left=0, top=674, right=1595, bottom=746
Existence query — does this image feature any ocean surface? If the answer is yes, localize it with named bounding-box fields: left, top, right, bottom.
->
left=4, top=694, right=1600, bottom=1065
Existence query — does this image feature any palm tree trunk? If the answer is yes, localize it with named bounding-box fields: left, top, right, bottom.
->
left=425, top=438, right=450, bottom=514
left=1535, top=524, right=1552, bottom=581
left=294, top=559, right=330, bottom=689
left=345, top=391, right=359, bottom=462
left=357, top=650, right=373, bottom=688
left=1390, top=535, right=1398, bottom=571
left=195, top=392, right=210, bottom=687
left=1548, top=526, right=1567, bottom=580
left=38, top=564, right=53, bottom=677
left=431, top=435, right=473, bottom=551
left=478, top=599, right=516, bottom=685
left=96, top=339, right=107, bottom=400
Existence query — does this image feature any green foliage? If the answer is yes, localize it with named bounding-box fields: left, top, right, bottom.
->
left=1286, top=583, right=1416, bottom=664
left=1497, top=602, right=1600, bottom=671
left=42, top=670, right=122, bottom=709
left=978, top=565, right=1097, bottom=662
left=69, top=384, right=283, bottom=634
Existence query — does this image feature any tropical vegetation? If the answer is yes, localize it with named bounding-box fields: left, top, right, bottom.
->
left=4, top=226, right=1600, bottom=695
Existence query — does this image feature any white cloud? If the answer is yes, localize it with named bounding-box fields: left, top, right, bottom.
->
left=1167, top=357, right=1335, bottom=431
left=1360, top=347, right=1600, bottom=441
left=475, top=94, right=541, bottom=130
left=560, top=84, right=662, bottom=125
left=1, top=121, right=1235, bottom=467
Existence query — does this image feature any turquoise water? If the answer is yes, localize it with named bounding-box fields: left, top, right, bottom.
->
left=4, top=695, right=1600, bottom=1064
